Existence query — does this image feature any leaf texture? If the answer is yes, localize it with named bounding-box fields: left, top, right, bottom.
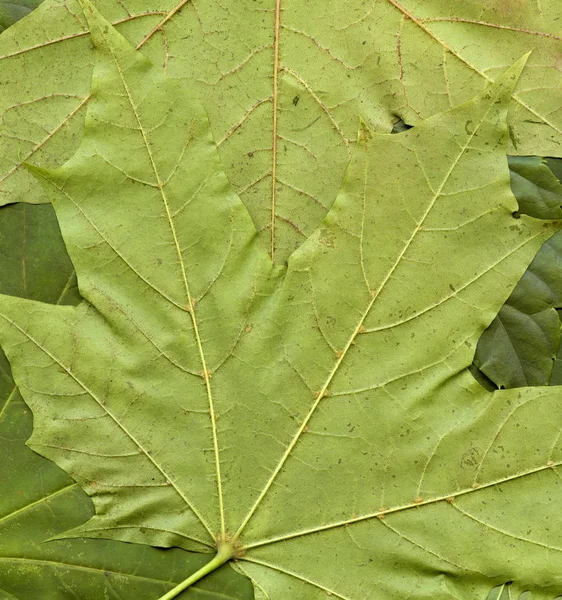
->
left=0, top=0, right=561, bottom=261
left=390, top=129, right=562, bottom=391
left=2, top=6, right=562, bottom=600
left=551, top=310, right=562, bottom=385
left=0, top=203, right=254, bottom=599
left=546, top=157, right=562, bottom=183
left=383, top=129, right=562, bottom=391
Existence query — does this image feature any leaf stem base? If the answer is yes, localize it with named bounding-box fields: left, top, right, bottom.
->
left=156, top=542, right=236, bottom=600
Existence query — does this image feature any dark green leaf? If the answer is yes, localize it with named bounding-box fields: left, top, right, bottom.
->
left=550, top=310, right=562, bottom=386
left=508, top=156, right=562, bottom=220
left=474, top=233, right=562, bottom=388
left=0, top=0, right=43, bottom=32
left=545, top=158, right=562, bottom=184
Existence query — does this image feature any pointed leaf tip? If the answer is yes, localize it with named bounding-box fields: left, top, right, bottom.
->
left=78, top=0, right=119, bottom=50
left=510, top=51, right=531, bottom=76
left=22, top=161, right=54, bottom=181
left=357, top=119, right=372, bottom=145
left=496, top=53, right=530, bottom=97
left=77, top=0, right=97, bottom=28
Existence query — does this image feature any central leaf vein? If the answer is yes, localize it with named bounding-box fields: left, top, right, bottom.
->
left=96, top=32, right=226, bottom=539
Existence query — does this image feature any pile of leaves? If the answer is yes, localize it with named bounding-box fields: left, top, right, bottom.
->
left=1, top=1, right=562, bottom=599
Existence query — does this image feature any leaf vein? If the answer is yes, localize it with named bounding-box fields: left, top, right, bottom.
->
left=452, top=503, right=562, bottom=553
left=235, top=83, right=495, bottom=540
left=0, top=311, right=215, bottom=539
left=104, top=33, right=226, bottom=537
left=240, top=557, right=351, bottom=600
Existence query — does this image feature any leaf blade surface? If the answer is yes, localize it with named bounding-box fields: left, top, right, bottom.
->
left=0, top=203, right=253, bottom=600
left=1, top=0, right=562, bottom=260
left=1, top=9, right=562, bottom=600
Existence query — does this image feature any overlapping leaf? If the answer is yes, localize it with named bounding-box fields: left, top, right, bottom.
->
left=3, top=0, right=560, bottom=393
left=0, top=205, right=254, bottom=599
left=0, top=0, right=42, bottom=31
left=509, top=157, right=562, bottom=221
left=473, top=158, right=562, bottom=388
left=388, top=131, right=562, bottom=389
left=0, top=0, right=561, bottom=261
left=1, top=7, right=562, bottom=599
left=474, top=232, right=562, bottom=388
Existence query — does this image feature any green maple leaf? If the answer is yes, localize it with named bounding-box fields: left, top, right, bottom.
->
left=0, top=204, right=253, bottom=599
left=2, top=4, right=562, bottom=599
left=0, top=0, right=561, bottom=261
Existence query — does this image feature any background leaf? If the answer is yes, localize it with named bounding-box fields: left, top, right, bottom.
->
left=473, top=232, right=562, bottom=388
left=546, top=158, right=562, bottom=184
left=550, top=310, right=562, bottom=385
left=0, top=0, right=561, bottom=261
left=473, top=157, right=562, bottom=388
left=0, top=202, right=254, bottom=599
left=509, top=156, right=562, bottom=221
left=0, top=0, right=43, bottom=32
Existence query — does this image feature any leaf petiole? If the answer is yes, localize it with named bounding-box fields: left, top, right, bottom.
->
left=156, top=542, right=236, bottom=600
